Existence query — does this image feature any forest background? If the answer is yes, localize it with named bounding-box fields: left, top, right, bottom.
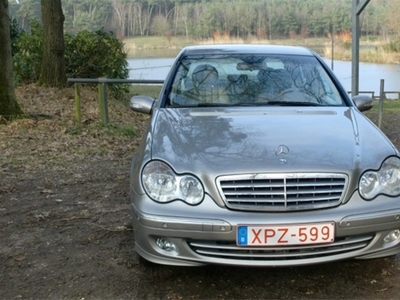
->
left=8, top=0, right=400, bottom=61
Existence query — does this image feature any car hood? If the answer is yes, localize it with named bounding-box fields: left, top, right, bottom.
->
left=150, top=107, right=396, bottom=174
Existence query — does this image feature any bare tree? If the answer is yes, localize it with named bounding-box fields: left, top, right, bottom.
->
left=39, top=0, right=66, bottom=87
left=112, top=0, right=127, bottom=38
left=0, top=0, right=23, bottom=120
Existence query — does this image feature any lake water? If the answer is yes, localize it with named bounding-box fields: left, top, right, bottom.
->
left=127, top=57, right=400, bottom=98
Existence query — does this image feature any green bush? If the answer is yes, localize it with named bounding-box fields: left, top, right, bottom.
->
left=13, top=20, right=43, bottom=84
left=65, top=30, right=128, bottom=79
left=10, top=18, right=23, bottom=56
left=65, top=29, right=129, bottom=98
left=13, top=23, right=129, bottom=97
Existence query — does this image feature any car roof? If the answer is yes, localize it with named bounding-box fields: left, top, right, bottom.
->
left=180, top=44, right=315, bottom=56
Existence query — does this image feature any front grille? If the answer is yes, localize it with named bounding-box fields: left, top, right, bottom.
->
left=188, top=235, right=373, bottom=261
left=217, top=173, right=348, bottom=211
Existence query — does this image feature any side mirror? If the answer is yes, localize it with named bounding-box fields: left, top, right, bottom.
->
left=352, top=95, right=374, bottom=112
left=130, top=95, right=155, bottom=114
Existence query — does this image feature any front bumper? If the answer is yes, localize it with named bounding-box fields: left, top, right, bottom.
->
left=131, top=190, right=400, bottom=267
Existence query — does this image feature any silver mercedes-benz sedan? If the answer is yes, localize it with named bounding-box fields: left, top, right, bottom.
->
left=129, top=44, right=400, bottom=266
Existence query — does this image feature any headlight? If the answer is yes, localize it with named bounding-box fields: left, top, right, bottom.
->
left=142, top=161, right=204, bottom=205
left=359, top=157, right=400, bottom=199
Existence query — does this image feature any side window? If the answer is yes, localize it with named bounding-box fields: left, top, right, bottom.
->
left=168, top=62, right=194, bottom=106
left=172, top=66, right=187, bottom=92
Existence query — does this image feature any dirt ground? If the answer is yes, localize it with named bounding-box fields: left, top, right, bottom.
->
left=2, top=85, right=400, bottom=299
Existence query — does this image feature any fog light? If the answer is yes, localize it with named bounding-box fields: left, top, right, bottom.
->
left=384, top=229, right=400, bottom=243
left=156, top=238, right=176, bottom=251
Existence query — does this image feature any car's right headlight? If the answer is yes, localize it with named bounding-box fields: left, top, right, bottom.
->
left=359, top=156, right=400, bottom=200
left=142, top=160, right=204, bottom=205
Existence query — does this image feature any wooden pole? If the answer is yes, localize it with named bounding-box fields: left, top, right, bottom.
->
left=351, top=0, right=371, bottom=96
left=378, top=79, right=384, bottom=129
left=101, top=82, right=109, bottom=125
left=74, top=83, right=81, bottom=123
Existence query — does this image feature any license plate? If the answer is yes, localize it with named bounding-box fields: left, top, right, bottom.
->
left=237, top=222, right=335, bottom=246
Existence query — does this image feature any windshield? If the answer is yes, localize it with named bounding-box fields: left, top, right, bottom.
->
left=166, top=54, right=347, bottom=107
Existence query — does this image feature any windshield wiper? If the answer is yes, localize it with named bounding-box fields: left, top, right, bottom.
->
left=265, top=101, right=326, bottom=107
left=198, top=102, right=284, bottom=107
left=171, top=101, right=327, bottom=108
left=194, top=103, right=229, bottom=107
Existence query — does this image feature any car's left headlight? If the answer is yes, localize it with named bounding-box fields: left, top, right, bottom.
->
left=359, top=156, right=400, bottom=199
left=142, top=160, right=204, bottom=205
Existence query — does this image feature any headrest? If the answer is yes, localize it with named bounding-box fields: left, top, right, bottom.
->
left=192, top=64, right=218, bottom=87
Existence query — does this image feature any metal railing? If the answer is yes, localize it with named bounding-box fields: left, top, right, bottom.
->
left=67, top=78, right=164, bottom=125
left=347, top=90, right=400, bottom=100
left=346, top=80, right=400, bottom=101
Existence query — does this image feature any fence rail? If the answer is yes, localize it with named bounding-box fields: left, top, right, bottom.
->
left=67, top=78, right=163, bottom=125
left=347, top=90, right=400, bottom=99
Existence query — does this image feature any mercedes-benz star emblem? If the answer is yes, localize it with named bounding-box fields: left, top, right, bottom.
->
left=275, top=145, right=290, bottom=156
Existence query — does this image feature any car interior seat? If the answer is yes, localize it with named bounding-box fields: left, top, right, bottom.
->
left=226, top=74, right=248, bottom=104
left=192, top=64, right=226, bottom=104
left=257, top=67, right=293, bottom=101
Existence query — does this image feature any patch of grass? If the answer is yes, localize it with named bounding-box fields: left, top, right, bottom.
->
left=369, top=99, right=400, bottom=112
left=124, top=36, right=193, bottom=58
left=98, top=146, right=109, bottom=154
left=64, top=125, right=84, bottom=135
left=364, top=101, right=400, bottom=148
left=379, top=99, right=400, bottom=112
left=66, top=123, right=136, bottom=138
left=130, top=85, right=162, bottom=99
left=103, top=124, right=136, bottom=138
left=324, top=44, right=400, bottom=64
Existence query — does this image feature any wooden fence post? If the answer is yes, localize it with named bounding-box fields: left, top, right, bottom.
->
left=97, top=78, right=109, bottom=125
left=378, top=79, right=384, bottom=129
left=74, top=83, right=81, bottom=123
left=67, top=77, right=164, bottom=124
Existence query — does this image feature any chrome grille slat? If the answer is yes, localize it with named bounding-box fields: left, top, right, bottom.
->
left=223, top=182, right=283, bottom=188
left=227, top=199, right=285, bottom=204
left=286, top=182, right=345, bottom=187
left=217, top=173, right=348, bottom=211
left=224, top=191, right=284, bottom=196
left=224, top=190, right=343, bottom=197
left=287, top=194, right=342, bottom=200
left=286, top=188, right=343, bottom=194
left=194, top=243, right=367, bottom=258
left=189, top=235, right=372, bottom=250
left=188, top=235, right=373, bottom=260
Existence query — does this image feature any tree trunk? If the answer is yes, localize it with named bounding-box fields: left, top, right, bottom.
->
left=39, top=0, right=66, bottom=87
left=0, top=0, right=23, bottom=119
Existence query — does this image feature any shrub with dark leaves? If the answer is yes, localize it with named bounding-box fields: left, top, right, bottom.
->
left=13, top=23, right=129, bottom=98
